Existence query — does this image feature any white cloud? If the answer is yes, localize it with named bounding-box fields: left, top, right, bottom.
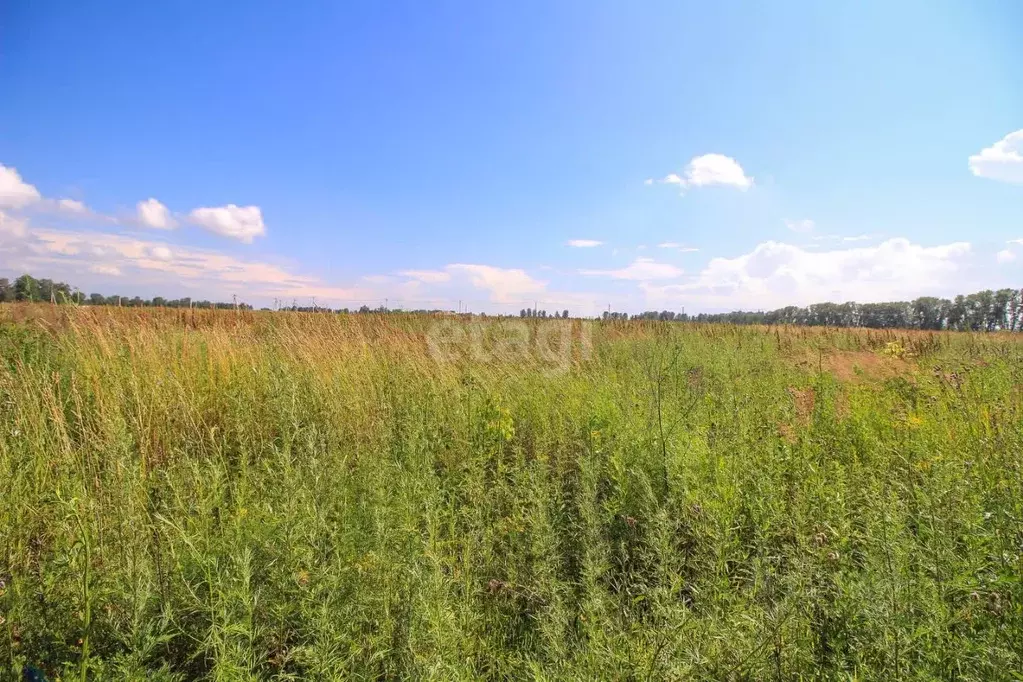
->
left=784, top=219, right=815, bottom=233
left=996, top=249, right=1017, bottom=264
left=57, top=198, right=88, bottom=214
left=137, top=198, right=176, bottom=229
left=842, top=234, right=873, bottom=242
left=150, top=245, right=173, bottom=261
left=658, top=154, right=753, bottom=192
left=969, top=130, right=1023, bottom=184
left=0, top=165, right=42, bottom=209
left=657, top=242, right=699, bottom=252
left=567, top=239, right=603, bottom=248
left=1008, top=238, right=1023, bottom=246
left=643, top=178, right=654, bottom=186
left=400, top=269, right=451, bottom=283
left=90, top=264, right=122, bottom=276
left=642, top=238, right=973, bottom=309
left=0, top=210, right=28, bottom=238
left=580, top=257, right=684, bottom=281
left=446, top=264, right=546, bottom=302
left=187, top=204, right=265, bottom=242
left=2, top=226, right=364, bottom=304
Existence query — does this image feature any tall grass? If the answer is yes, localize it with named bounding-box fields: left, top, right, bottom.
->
left=0, top=305, right=1021, bottom=680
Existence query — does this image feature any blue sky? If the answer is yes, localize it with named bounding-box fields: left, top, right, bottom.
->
left=1, top=0, right=1021, bottom=314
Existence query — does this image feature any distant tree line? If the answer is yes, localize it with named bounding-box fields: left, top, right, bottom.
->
left=603, top=287, right=1023, bottom=331
left=0, top=274, right=251, bottom=310
left=0, top=274, right=461, bottom=315
left=4, top=272, right=1020, bottom=330
left=272, top=304, right=450, bottom=315
left=519, top=308, right=570, bottom=318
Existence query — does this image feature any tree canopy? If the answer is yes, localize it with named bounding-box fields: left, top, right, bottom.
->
left=606, top=287, right=1023, bottom=331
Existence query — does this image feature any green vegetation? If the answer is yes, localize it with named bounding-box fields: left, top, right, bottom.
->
left=1, top=305, right=1021, bottom=680
left=611, top=287, right=1023, bottom=331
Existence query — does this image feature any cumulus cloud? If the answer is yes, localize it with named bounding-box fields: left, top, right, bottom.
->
left=187, top=204, right=265, bottom=242
left=400, top=269, right=451, bottom=283
left=0, top=165, right=42, bottom=209
left=567, top=239, right=603, bottom=248
left=137, top=198, right=176, bottom=229
left=657, top=154, right=753, bottom=192
left=0, top=210, right=28, bottom=238
left=642, top=238, right=973, bottom=309
left=969, top=130, right=1023, bottom=184
left=0, top=225, right=370, bottom=305
left=2, top=162, right=269, bottom=243
left=0, top=164, right=103, bottom=219
left=90, top=264, right=122, bottom=276
left=580, top=257, right=684, bottom=281
left=149, top=245, right=173, bottom=261
left=446, top=264, right=546, bottom=302
left=784, top=219, right=815, bottom=233
left=996, top=249, right=1016, bottom=264
left=56, top=198, right=88, bottom=214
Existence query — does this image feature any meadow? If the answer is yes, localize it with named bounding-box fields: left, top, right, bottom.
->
left=0, top=304, right=1021, bottom=680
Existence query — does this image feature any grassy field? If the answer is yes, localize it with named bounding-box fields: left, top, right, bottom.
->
left=1, top=305, right=1021, bottom=680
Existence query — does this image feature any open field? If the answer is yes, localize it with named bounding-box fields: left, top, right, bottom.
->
left=1, top=305, right=1021, bottom=680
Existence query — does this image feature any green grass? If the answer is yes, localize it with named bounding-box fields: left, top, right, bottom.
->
left=1, top=305, right=1021, bottom=680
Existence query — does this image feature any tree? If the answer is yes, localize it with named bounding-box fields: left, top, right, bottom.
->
left=13, top=274, right=39, bottom=302
left=992, top=288, right=1015, bottom=330
left=36, top=278, right=54, bottom=303
left=1008, top=290, right=1023, bottom=332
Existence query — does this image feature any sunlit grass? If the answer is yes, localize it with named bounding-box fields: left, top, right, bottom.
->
left=1, top=304, right=1021, bottom=680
